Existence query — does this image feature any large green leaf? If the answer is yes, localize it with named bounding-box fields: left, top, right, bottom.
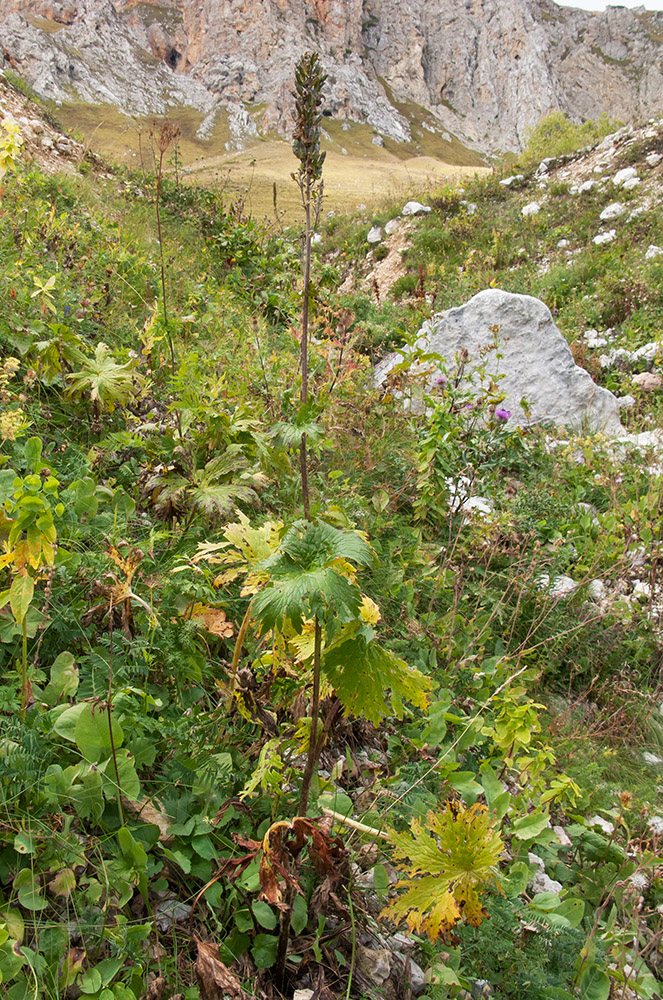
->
left=323, top=629, right=431, bottom=726
left=580, top=966, right=610, bottom=1000
left=252, top=518, right=373, bottom=631
left=44, top=651, right=78, bottom=705
left=253, top=565, right=361, bottom=632
left=74, top=703, right=124, bottom=762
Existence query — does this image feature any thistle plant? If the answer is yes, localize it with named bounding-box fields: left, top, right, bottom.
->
left=292, top=51, right=326, bottom=521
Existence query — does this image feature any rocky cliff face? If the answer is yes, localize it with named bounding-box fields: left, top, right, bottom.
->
left=2, top=0, right=663, bottom=152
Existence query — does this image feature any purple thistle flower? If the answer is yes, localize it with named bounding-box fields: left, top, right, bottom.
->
left=495, top=407, right=511, bottom=421
left=434, top=374, right=447, bottom=386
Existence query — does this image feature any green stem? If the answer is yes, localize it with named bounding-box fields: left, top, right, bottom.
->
left=300, top=189, right=312, bottom=521
left=108, top=596, right=125, bottom=827
left=20, top=615, right=28, bottom=720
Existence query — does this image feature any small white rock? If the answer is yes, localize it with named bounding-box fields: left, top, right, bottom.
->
left=461, top=496, right=494, bottom=517
left=311, top=232, right=322, bottom=245
left=557, top=238, right=569, bottom=248
left=372, top=134, right=384, bottom=146
left=367, top=225, right=382, bottom=244
left=617, top=394, right=636, bottom=409
left=600, top=202, right=625, bottom=221
left=578, top=179, right=597, bottom=193
left=645, top=245, right=663, bottom=259
left=402, top=201, right=431, bottom=216
left=588, top=815, right=615, bottom=835
left=384, top=218, right=400, bottom=235
left=587, top=580, right=606, bottom=601
left=553, top=825, right=573, bottom=847
left=646, top=152, right=662, bottom=167
left=594, top=230, right=616, bottom=245
left=622, top=177, right=640, bottom=191
left=613, top=166, right=638, bottom=187
left=531, top=871, right=563, bottom=895
left=521, top=201, right=540, bottom=217
left=644, top=752, right=663, bottom=766
left=537, top=574, right=578, bottom=598
left=633, top=371, right=663, bottom=391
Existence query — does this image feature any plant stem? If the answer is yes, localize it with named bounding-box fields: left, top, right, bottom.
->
left=108, top=595, right=125, bottom=827
left=155, top=148, right=175, bottom=375
left=299, top=186, right=312, bottom=521
left=228, top=601, right=253, bottom=702
left=20, top=615, right=28, bottom=720
left=299, top=614, right=322, bottom=814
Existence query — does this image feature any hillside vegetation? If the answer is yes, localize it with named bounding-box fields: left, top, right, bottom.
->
left=0, top=74, right=662, bottom=1000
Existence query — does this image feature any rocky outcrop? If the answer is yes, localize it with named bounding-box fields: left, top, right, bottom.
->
left=1, top=0, right=663, bottom=152
left=374, top=289, right=624, bottom=435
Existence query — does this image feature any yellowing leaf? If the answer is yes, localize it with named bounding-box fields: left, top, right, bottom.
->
left=359, top=595, right=381, bottom=625
left=382, top=803, right=503, bottom=941
left=48, top=868, right=76, bottom=898
left=9, top=573, right=33, bottom=625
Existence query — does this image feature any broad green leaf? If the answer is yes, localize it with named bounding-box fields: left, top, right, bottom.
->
left=95, top=957, right=124, bottom=987
left=117, top=827, right=147, bottom=872
left=191, top=835, right=217, bottom=861
left=291, top=894, right=308, bottom=936
left=0, top=940, right=25, bottom=980
left=9, top=574, right=33, bottom=625
left=234, top=909, right=253, bottom=933
left=16, top=876, right=47, bottom=911
left=74, top=703, right=124, bottom=762
left=51, top=702, right=88, bottom=741
left=46, top=651, right=78, bottom=702
left=556, top=897, right=585, bottom=928
left=79, top=967, right=103, bottom=994
left=580, top=965, right=610, bottom=1000
left=13, top=832, right=36, bottom=856
left=252, top=900, right=278, bottom=930
left=511, top=810, right=550, bottom=841
left=100, top=750, right=140, bottom=802
left=318, top=790, right=353, bottom=817
left=373, top=864, right=390, bottom=896
left=0, top=910, right=23, bottom=943
left=0, top=468, right=17, bottom=505
left=449, top=771, right=483, bottom=806
left=323, top=632, right=431, bottom=726
left=251, top=933, right=278, bottom=969
left=160, top=848, right=191, bottom=875
left=23, top=437, right=43, bottom=472
left=504, top=861, right=530, bottom=897
left=530, top=891, right=562, bottom=911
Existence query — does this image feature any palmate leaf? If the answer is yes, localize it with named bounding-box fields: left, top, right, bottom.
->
left=322, top=625, right=432, bottom=726
left=147, top=449, right=263, bottom=522
left=252, top=565, right=361, bottom=632
left=251, top=519, right=373, bottom=631
left=66, top=342, right=141, bottom=412
left=382, top=803, right=504, bottom=941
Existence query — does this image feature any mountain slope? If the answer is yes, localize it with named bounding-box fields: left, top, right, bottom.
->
left=1, top=0, right=663, bottom=152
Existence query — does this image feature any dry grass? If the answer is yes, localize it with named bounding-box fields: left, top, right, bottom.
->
left=56, top=101, right=491, bottom=219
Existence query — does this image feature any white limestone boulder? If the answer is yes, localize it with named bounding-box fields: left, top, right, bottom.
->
left=374, top=289, right=623, bottom=435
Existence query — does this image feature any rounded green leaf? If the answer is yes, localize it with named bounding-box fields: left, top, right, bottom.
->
left=74, top=703, right=123, bottom=762
left=251, top=933, right=278, bottom=969
left=291, top=893, right=308, bottom=936
left=251, top=900, right=277, bottom=930
left=51, top=702, right=87, bottom=742
left=580, top=966, right=610, bottom=1000
left=49, top=652, right=78, bottom=699
left=79, top=967, right=103, bottom=994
